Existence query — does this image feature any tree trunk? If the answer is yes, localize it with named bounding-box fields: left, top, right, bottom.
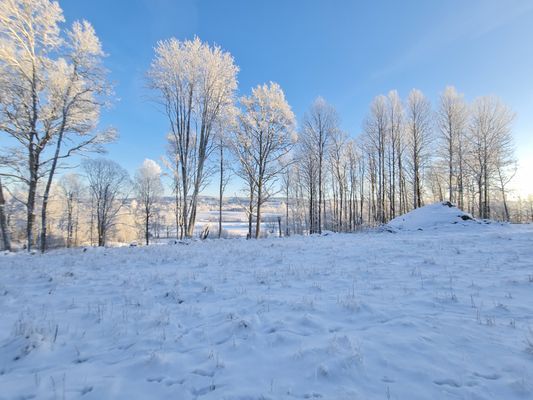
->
left=218, top=144, right=223, bottom=239
left=285, top=179, right=290, bottom=237
left=180, top=163, right=189, bottom=238
left=26, top=143, right=39, bottom=252
left=318, top=151, right=323, bottom=234
left=40, top=130, right=65, bottom=253
left=0, top=178, right=11, bottom=251
left=255, top=179, right=263, bottom=239
left=247, top=185, right=254, bottom=239
left=145, top=207, right=150, bottom=245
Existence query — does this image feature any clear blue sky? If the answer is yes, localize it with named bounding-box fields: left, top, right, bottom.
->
left=61, top=0, right=533, bottom=196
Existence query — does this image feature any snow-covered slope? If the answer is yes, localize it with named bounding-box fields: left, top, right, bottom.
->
left=387, top=201, right=475, bottom=231
left=0, top=224, right=532, bottom=399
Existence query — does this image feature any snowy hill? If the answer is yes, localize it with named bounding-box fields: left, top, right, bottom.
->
left=1, top=224, right=532, bottom=399
left=387, top=201, right=475, bottom=231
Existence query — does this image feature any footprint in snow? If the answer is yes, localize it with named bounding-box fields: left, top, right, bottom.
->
left=433, top=378, right=461, bottom=388
left=191, top=368, right=215, bottom=377
left=147, top=376, right=165, bottom=383
left=165, top=378, right=185, bottom=386
left=80, top=386, right=93, bottom=396
left=473, top=372, right=500, bottom=380
left=192, top=384, right=216, bottom=396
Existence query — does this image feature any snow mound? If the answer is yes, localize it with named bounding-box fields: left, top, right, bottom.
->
left=386, top=201, right=474, bottom=232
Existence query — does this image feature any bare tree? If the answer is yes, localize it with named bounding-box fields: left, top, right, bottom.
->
left=300, top=98, right=338, bottom=233
left=281, top=162, right=293, bottom=236
left=58, top=173, right=83, bottom=248
left=148, top=37, right=238, bottom=238
left=216, top=135, right=233, bottom=238
left=162, top=138, right=185, bottom=239
left=134, top=159, right=163, bottom=245
left=467, top=96, right=514, bottom=219
left=437, top=86, right=468, bottom=206
left=364, top=95, right=388, bottom=222
left=83, top=158, right=129, bottom=246
left=329, top=129, right=349, bottom=231
left=495, top=159, right=516, bottom=222
left=406, top=89, right=432, bottom=209
left=387, top=90, right=405, bottom=218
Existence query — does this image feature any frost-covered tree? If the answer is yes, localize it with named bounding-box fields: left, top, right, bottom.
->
left=216, top=133, right=233, bottom=239
left=386, top=90, right=405, bottom=217
left=0, top=177, right=10, bottom=250
left=406, top=89, right=432, bottom=209
left=232, top=82, right=296, bottom=238
left=162, top=139, right=185, bottom=239
left=148, top=37, right=238, bottom=238
left=83, top=158, right=129, bottom=247
left=437, top=86, right=468, bottom=207
left=58, top=173, right=83, bottom=248
left=212, top=110, right=236, bottom=239
left=364, top=95, right=388, bottom=223
left=0, top=0, right=114, bottom=251
left=300, top=98, right=338, bottom=233
left=134, top=159, right=163, bottom=245
left=329, top=129, right=349, bottom=231
left=467, top=96, right=514, bottom=219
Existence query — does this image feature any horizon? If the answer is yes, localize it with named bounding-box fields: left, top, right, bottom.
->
left=59, top=0, right=533, bottom=198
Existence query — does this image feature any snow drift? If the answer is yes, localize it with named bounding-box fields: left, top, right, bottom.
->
left=387, top=201, right=474, bottom=232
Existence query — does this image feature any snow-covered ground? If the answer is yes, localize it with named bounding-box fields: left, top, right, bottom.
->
left=1, top=207, right=532, bottom=399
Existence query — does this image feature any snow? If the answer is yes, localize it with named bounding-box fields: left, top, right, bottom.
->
left=1, top=222, right=532, bottom=399
left=387, top=202, right=475, bottom=232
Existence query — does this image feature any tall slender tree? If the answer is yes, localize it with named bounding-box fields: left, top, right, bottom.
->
left=148, top=37, right=238, bottom=238
left=232, top=82, right=296, bottom=238
left=467, top=96, right=514, bottom=219
left=134, top=159, right=163, bottom=245
left=300, top=98, right=338, bottom=233
left=83, top=158, right=129, bottom=246
left=437, top=86, right=468, bottom=206
left=406, top=89, right=432, bottom=209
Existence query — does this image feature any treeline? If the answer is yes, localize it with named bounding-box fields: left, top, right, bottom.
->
left=285, top=88, right=519, bottom=235
left=0, top=0, right=530, bottom=252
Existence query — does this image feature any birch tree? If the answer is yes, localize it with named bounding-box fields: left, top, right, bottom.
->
left=0, top=177, right=10, bottom=250
left=387, top=90, right=405, bottom=217
left=233, top=82, right=296, bottom=238
left=148, top=37, right=238, bottom=238
left=134, top=159, right=163, bottom=245
left=58, top=173, right=83, bottom=248
left=467, top=96, right=514, bottom=219
left=437, top=86, right=468, bottom=206
left=364, top=95, right=388, bottom=222
left=295, top=138, right=319, bottom=233
left=300, top=98, right=338, bottom=233
left=83, top=158, right=129, bottom=247
left=216, top=135, right=233, bottom=238
left=329, top=129, right=349, bottom=231
left=406, top=89, right=432, bottom=209
left=0, top=0, right=114, bottom=251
